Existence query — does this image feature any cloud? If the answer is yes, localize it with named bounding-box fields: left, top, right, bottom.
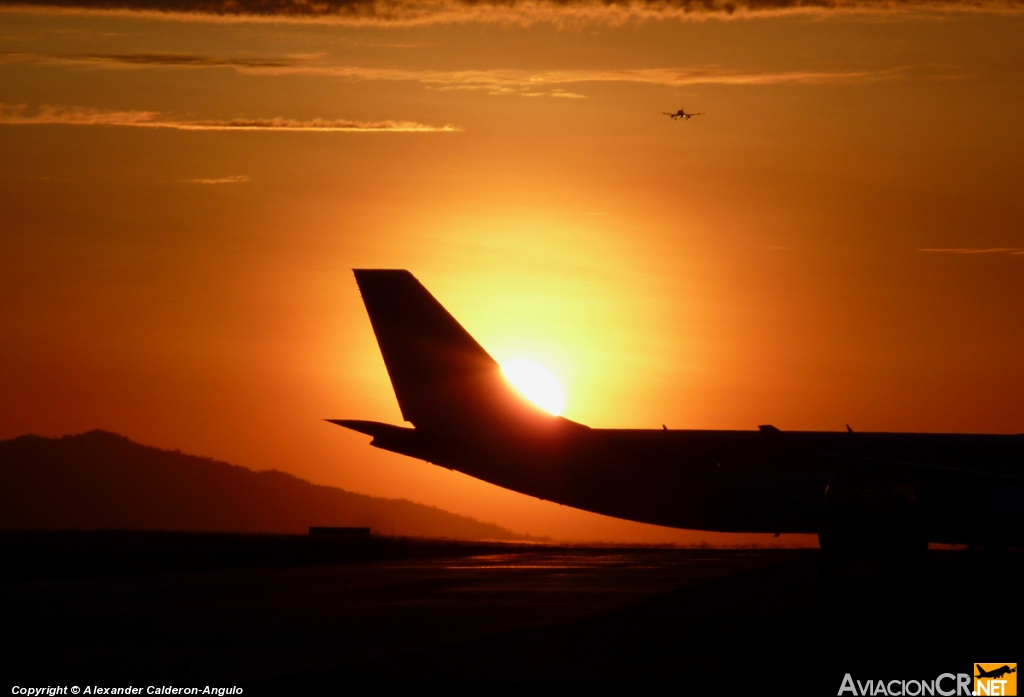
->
left=83, top=53, right=293, bottom=68
left=0, top=51, right=297, bottom=70
left=0, top=104, right=460, bottom=131
left=918, top=247, right=1024, bottom=255
left=1, top=0, right=1022, bottom=25
left=3, top=52, right=929, bottom=97
left=184, top=174, right=251, bottom=183
left=397, top=66, right=908, bottom=91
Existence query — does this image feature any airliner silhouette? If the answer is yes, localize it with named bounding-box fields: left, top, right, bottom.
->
left=331, top=270, right=1024, bottom=558
left=976, top=665, right=1017, bottom=680
left=661, top=105, right=704, bottom=120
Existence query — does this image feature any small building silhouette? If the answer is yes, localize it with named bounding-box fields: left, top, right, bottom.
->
left=308, top=526, right=372, bottom=540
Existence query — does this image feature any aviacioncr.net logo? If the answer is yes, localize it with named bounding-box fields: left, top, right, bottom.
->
left=838, top=673, right=973, bottom=696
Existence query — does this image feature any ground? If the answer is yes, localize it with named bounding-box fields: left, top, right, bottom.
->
left=2, top=532, right=1019, bottom=687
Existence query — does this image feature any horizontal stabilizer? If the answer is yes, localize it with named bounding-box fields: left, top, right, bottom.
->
left=326, top=419, right=414, bottom=439
left=326, top=419, right=432, bottom=460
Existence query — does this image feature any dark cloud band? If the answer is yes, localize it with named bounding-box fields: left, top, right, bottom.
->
left=1, top=0, right=1022, bottom=23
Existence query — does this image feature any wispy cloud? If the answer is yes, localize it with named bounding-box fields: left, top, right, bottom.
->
left=395, top=66, right=909, bottom=91
left=1, top=0, right=1022, bottom=25
left=2, top=52, right=929, bottom=96
left=184, top=174, right=251, bottom=183
left=0, top=51, right=295, bottom=70
left=0, top=104, right=460, bottom=131
left=919, top=247, right=1024, bottom=255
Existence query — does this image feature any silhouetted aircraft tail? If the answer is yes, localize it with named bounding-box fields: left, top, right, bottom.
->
left=352, top=269, right=568, bottom=434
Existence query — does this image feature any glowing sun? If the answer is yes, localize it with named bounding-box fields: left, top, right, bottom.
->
left=502, top=360, right=565, bottom=416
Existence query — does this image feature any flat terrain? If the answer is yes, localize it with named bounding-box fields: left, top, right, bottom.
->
left=1, top=532, right=1019, bottom=688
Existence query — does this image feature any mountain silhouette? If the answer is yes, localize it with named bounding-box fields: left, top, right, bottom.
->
left=0, top=431, right=526, bottom=540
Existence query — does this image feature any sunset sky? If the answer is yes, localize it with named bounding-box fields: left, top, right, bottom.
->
left=2, top=0, right=1022, bottom=543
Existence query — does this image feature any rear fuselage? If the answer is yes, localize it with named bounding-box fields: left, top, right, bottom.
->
left=372, top=424, right=1024, bottom=545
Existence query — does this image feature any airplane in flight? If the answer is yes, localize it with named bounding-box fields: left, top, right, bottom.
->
left=975, top=665, right=1017, bottom=680
left=661, top=106, right=704, bottom=120
left=331, top=270, right=1024, bottom=559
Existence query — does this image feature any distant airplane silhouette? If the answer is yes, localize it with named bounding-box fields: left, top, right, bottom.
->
left=661, top=106, right=704, bottom=120
left=331, top=270, right=1024, bottom=559
left=976, top=665, right=1017, bottom=679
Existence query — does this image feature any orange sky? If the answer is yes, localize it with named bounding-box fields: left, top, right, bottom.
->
left=1, top=1, right=1023, bottom=543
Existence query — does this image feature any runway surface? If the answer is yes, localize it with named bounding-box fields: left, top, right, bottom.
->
left=2, top=532, right=1019, bottom=687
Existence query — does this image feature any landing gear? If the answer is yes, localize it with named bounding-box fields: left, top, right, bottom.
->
left=818, top=469, right=928, bottom=570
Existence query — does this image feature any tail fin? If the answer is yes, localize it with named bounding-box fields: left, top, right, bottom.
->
left=353, top=269, right=555, bottom=433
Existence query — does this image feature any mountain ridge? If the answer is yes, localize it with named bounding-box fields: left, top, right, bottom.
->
left=0, top=430, right=529, bottom=540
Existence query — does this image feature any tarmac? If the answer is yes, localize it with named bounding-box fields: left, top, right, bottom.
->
left=1, top=532, right=1019, bottom=688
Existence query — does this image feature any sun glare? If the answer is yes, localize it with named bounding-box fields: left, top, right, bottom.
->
left=502, top=360, right=565, bottom=416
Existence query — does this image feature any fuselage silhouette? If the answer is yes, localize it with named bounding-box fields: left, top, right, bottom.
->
left=976, top=665, right=1016, bottom=679
left=331, top=270, right=1024, bottom=555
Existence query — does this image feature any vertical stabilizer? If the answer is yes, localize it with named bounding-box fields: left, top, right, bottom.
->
left=353, top=269, right=553, bottom=433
